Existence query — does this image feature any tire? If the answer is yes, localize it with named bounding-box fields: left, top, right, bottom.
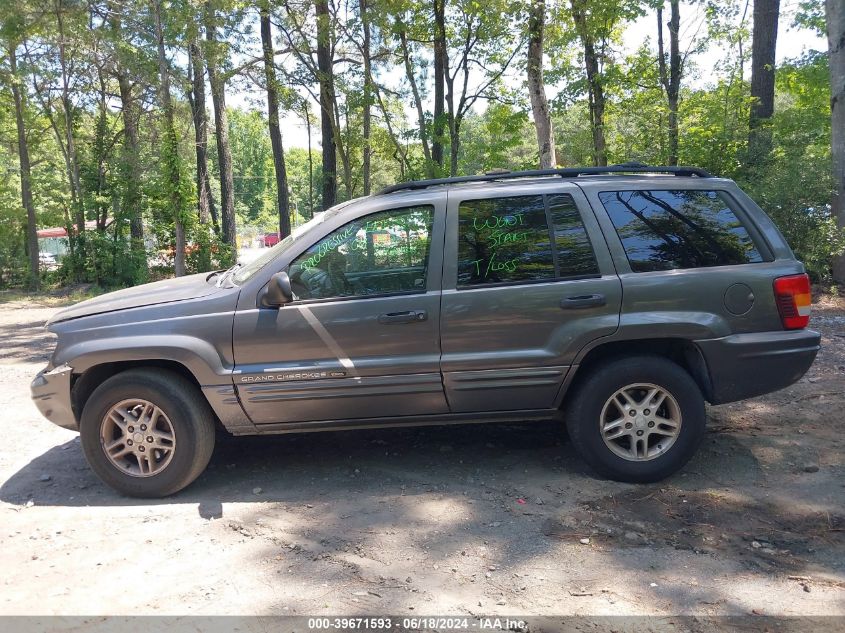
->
left=80, top=368, right=216, bottom=497
left=564, top=355, right=705, bottom=483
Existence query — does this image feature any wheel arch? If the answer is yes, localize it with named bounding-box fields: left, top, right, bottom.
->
left=71, top=360, right=210, bottom=426
left=561, top=338, right=713, bottom=404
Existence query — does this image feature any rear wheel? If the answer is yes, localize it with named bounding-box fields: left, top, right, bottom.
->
left=564, top=355, right=705, bottom=482
left=80, top=369, right=216, bottom=497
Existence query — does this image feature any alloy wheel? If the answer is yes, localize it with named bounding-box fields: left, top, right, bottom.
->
left=599, top=383, right=682, bottom=462
left=99, top=399, right=176, bottom=477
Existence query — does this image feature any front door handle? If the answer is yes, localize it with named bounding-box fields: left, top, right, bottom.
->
left=378, top=310, right=428, bottom=324
left=560, top=294, right=606, bottom=309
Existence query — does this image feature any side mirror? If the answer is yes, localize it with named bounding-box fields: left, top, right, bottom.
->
left=264, top=271, right=293, bottom=307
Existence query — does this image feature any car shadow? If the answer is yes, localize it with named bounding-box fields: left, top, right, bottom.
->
left=0, top=420, right=582, bottom=508
left=4, top=418, right=841, bottom=612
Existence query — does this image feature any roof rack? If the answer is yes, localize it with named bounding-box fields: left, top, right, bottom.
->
left=376, top=162, right=713, bottom=195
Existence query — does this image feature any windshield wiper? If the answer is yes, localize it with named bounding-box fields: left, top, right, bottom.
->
left=215, top=262, right=243, bottom=287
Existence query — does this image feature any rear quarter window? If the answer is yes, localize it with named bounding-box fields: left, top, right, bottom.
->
left=598, top=189, right=765, bottom=272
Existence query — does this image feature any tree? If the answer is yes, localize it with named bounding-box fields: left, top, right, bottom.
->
left=432, top=0, right=446, bottom=171
left=748, top=0, right=780, bottom=164
left=443, top=0, right=520, bottom=175
left=7, top=41, right=40, bottom=289
left=188, top=32, right=219, bottom=233
left=527, top=0, right=556, bottom=169
left=657, top=0, right=681, bottom=166
left=107, top=1, right=146, bottom=257
left=56, top=0, right=85, bottom=257
left=1, top=0, right=842, bottom=290
left=569, top=0, right=608, bottom=166
left=360, top=0, right=373, bottom=194
left=568, top=0, right=643, bottom=167
left=314, top=0, right=338, bottom=209
left=205, top=0, right=237, bottom=253
left=829, top=0, right=845, bottom=282
left=152, top=0, right=186, bottom=276
left=260, top=0, right=292, bottom=238
left=394, top=16, right=433, bottom=173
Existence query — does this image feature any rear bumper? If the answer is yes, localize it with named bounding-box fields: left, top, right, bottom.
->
left=31, top=365, right=78, bottom=431
left=695, top=329, right=821, bottom=405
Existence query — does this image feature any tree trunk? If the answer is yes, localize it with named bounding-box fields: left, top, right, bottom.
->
left=657, top=1, right=681, bottom=166
left=527, top=0, right=556, bottom=169
left=188, top=36, right=220, bottom=233
left=94, top=70, right=109, bottom=232
left=828, top=0, right=845, bottom=282
left=56, top=0, right=85, bottom=270
left=205, top=1, right=237, bottom=251
left=153, top=0, right=186, bottom=276
left=444, top=52, right=458, bottom=176
left=315, top=0, right=337, bottom=209
left=116, top=68, right=145, bottom=244
left=373, top=83, right=414, bottom=175
left=335, top=102, right=353, bottom=198
left=748, top=0, right=780, bottom=165
left=304, top=103, right=314, bottom=218
left=450, top=116, right=462, bottom=176
left=397, top=25, right=433, bottom=171
left=570, top=0, right=607, bottom=166
left=361, top=0, right=372, bottom=194
left=108, top=3, right=145, bottom=255
left=260, top=2, right=292, bottom=239
left=432, top=0, right=447, bottom=171
left=9, top=44, right=40, bottom=290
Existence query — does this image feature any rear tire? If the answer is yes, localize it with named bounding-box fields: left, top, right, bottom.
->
left=80, top=369, right=216, bottom=497
left=564, top=355, right=705, bottom=483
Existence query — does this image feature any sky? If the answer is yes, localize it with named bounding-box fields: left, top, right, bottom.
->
left=230, top=1, right=828, bottom=150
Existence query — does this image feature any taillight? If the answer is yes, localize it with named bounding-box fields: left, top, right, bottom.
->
left=773, top=274, right=812, bottom=330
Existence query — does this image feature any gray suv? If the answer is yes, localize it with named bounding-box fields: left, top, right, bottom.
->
left=31, top=164, right=821, bottom=497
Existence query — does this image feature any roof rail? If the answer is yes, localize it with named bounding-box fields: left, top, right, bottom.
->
left=375, top=162, right=713, bottom=195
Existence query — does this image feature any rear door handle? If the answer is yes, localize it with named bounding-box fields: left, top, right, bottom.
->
left=560, top=294, right=606, bottom=309
left=378, top=310, right=428, bottom=324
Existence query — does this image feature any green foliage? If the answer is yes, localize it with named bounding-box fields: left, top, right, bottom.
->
left=229, top=109, right=275, bottom=228
left=737, top=52, right=842, bottom=280
left=459, top=103, right=536, bottom=174
left=0, top=0, right=840, bottom=290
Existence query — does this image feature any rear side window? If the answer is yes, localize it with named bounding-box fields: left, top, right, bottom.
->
left=457, top=194, right=598, bottom=286
left=598, top=190, right=764, bottom=272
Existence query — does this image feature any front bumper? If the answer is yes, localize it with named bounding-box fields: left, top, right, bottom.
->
left=31, top=365, right=78, bottom=431
left=695, top=329, right=821, bottom=405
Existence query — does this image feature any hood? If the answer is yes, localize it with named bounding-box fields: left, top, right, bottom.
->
left=47, top=273, right=223, bottom=325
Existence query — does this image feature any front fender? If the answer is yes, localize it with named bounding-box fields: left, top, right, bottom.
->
left=56, top=335, right=231, bottom=386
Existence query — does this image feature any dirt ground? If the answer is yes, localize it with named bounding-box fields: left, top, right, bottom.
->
left=0, top=292, right=843, bottom=618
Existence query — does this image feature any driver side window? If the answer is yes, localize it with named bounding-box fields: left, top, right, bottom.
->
left=288, top=205, right=435, bottom=301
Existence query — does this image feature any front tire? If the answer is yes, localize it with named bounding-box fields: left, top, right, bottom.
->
left=80, top=369, right=216, bottom=497
left=564, top=355, right=706, bottom=483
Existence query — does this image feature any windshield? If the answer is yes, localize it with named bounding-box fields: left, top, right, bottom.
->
left=232, top=213, right=327, bottom=284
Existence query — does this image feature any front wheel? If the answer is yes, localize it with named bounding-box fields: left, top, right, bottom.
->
left=564, top=355, right=706, bottom=483
left=80, top=369, right=216, bottom=497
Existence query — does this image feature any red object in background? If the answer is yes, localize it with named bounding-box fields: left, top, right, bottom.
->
left=264, top=232, right=280, bottom=247
left=37, top=220, right=99, bottom=238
